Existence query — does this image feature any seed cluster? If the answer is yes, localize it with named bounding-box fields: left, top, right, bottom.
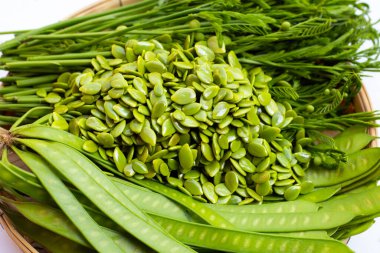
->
left=43, top=37, right=315, bottom=203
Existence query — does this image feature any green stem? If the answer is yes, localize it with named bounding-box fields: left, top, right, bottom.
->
left=64, top=3, right=212, bottom=53
left=15, top=74, right=58, bottom=87
left=5, top=60, right=92, bottom=70
left=26, top=51, right=111, bottom=61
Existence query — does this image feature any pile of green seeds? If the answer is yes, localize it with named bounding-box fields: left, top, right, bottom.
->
left=43, top=37, right=315, bottom=204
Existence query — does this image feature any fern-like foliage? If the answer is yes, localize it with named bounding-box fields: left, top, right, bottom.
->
left=270, top=86, right=300, bottom=100
left=315, top=89, right=343, bottom=115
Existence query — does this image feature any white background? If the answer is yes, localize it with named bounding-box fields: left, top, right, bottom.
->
left=0, top=0, right=379, bottom=252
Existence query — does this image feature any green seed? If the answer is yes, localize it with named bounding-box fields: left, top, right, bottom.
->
left=184, top=179, right=203, bottom=195
left=256, top=180, right=272, bottom=196
left=123, top=164, right=135, bottom=177
left=179, top=144, right=194, bottom=173
left=195, top=44, right=215, bottom=61
left=212, top=102, right=230, bottom=120
left=180, top=116, right=200, bottom=128
left=127, top=87, right=147, bottom=104
left=104, top=101, right=120, bottom=122
left=203, top=86, right=220, bottom=100
left=110, top=120, right=126, bottom=138
left=277, top=153, right=291, bottom=168
left=140, top=126, right=157, bottom=146
left=159, top=163, right=170, bottom=177
left=202, top=182, right=218, bottom=203
left=239, top=157, right=256, bottom=173
left=215, top=183, right=232, bottom=197
left=258, top=92, right=271, bottom=106
left=225, top=171, right=239, bottom=193
left=284, top=185, right=301, bottom=201
left=85, top=116, right=108, bottom=131
left=133, top=41, right=155, bottom=55
left=151, top=100, right=167, bottom=119
left=174, top=61, right=194, bottom=70
left=145, top=60, right=167, bottom=73
left=201, top=142, right=214, bottom=162
left=131, top=159, right=149, bottom=174
left=227, top=50, right=242, bottom=69
left=247, top=139, right=269, bottom=157
left=161, top=118, right=176, bottom=137
left=82, top=140, right=98, bottom=153
left=111, top=44, right=126, bottom=59
left=97, top=132, right=114, bottom=147
left=167, top=177, right=183, bottom=187
left=45, top=92, right=61, bottom=104
left=171, top=88, right=197, bottom=105
left=148, top=72, right=163, bottom=87
left=182, top=103, right=201, bottom=116
left=113, top=146, right=127, bottom=173
left=113, top=104, right=131, bottom=119
left=204, top=161, right=220, bottom=177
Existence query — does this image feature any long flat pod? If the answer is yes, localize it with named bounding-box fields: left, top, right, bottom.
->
left=320, top=186, right=380, bottom=216
left=0, top=161, right=51, bottom=203
left=128, top=177, right=235, bottom=229
left=16, top=138, right=194, bottom=253
left=3, top=209, right=96, bottom=253
left=3, top=198, right=150, bottom=252
left=12, top=146, right=125, bottom=253
left=305, top=148, right=380, bottom=187
left=152, top=215, right=353, bottom=253
left=205, top=199, right=319, bottom=213
left=219, top=210, right=354, bottom=232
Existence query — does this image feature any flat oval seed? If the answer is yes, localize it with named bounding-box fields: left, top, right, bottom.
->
left=45, top=92, right=61, bottom=103
left=113, top=146, right=127, bottom=172
left=256, top=180, right=272, bottom=196
left=204, top=161, right=220, bottom=177
left=212, top=102, right=230, bottom=120
left=162, top=118, right=176, bottom=137
left=79, top=82, right=102, bottom=95
left=247, top=141, right=268, bottom=157
left=195, top=44, right=215, bottom=61
left=277, top=153, right=291, bottom=168
left=113, top=104, right=132, bottom=119
left=148, top=72, right=163, bottom=87
left=225, top=171, right=239, bottom=193
left=145, top=60, right=167, bottom=73
left=174, top=61, right=194, bottom=70
left=179, top=144, right=194, bottom=173
left=284, top=185, right=301, bottom=201
left=123, top=163, right=135, bottom=177
left=258, top=92, right=271, bottom=106
left=201, top=142, right=214, bottom=162
left=132, top=41, right=155, bottom=55
left=180, top=116, right=200, bottom=128
left=140, top=126, right=157, bottom=146
left=86, top=116, right=108, bottom=131
left=171, top=88, right=197, bottom=105
left=203, top=86, right=220, bottom=100
left=104, top=101, right=120, bottom=122
left=82, top=140, right=98, bottom=153
left=182, top=103, right=202, bottom=116
left=215, top=183, right=232, bottom=197
left=130, top=119, right=144, bottom=133
left=239, top=157, right=256, bottom=173
left=110, top=120, right=126, bottom=138
left=202, top=182, right=218, bottom=203
left=131, top=159, right=149, bottom=174
left=97, top=132, right=114, bottom=147
left=127, top=87, right=146, bottom=104
left=152, top=100, right=167, bottom=119
left=184, top=179, right=203, bottom=196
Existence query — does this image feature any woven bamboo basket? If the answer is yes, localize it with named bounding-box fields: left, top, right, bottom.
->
left=0, top=0, right=378, bottom=252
